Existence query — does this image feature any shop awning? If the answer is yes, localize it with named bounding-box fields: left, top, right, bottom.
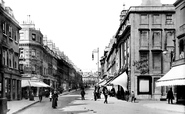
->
left=156, top=64, right=185, bottom=86
left=110, top=72, right=128, bottom=90
left=98, top=80, right=107, bottom=86
left=21, top=80, right=50, bottom=87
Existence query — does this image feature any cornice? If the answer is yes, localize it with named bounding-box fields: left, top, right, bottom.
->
left=0, top=7, right=21, bottom=29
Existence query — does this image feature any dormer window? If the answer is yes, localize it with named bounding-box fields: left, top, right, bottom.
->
left=32, top=33, right=36, bottom=41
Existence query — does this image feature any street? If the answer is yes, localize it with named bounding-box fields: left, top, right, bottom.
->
left=17, top=88, right=184, bottom=114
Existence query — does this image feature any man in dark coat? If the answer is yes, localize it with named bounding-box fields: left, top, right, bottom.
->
left=52, top=90, right=58, bottom=108
left=81, top=88, right=85, bottom=100
left=167, top=88, right=174, bottom=104
left=39, top=89, right=43, bottom=102
left=103, top=86, right=108, bottom=104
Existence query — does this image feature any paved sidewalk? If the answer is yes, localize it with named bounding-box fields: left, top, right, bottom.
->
left=140, top=100, right=185, bottom=113
left=7, top=90, right=75, bottom=114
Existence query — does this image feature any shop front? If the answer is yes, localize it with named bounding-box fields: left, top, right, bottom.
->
left=109, top=72, right=128, bottom=100
left=4, top=73, right=21, bottom=101
left=156, top=64, right=185, bottom=104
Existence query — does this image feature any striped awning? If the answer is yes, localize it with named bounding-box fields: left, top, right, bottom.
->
left=156, top=64, right=185, bottom=86
left=110, top=72, right=128, bottom=90
left=21, top=80, right=50, bottom=87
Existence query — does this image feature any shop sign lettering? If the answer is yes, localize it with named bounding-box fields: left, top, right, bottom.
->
left=133, top=58, right=149, bottom=74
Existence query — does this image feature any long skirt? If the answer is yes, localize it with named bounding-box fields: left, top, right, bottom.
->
left=52, top=98, right=57, bottom=108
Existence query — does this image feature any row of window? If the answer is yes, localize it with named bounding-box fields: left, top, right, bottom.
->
left=20, top=31, right=42, bottom=43
left=140, top=52, right=161, bottom=71
left=19, top=48, right=54, bottom=63
left=2, top=49, right=18, bottom=69
left=140, top=30, right=174, bottom=48
left=2, top=22, right=19, bottom=43
left=140, top=14, right=173, bottom=25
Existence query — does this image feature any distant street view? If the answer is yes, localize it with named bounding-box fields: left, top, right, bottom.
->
left=0, top=0, right=185, bottom=114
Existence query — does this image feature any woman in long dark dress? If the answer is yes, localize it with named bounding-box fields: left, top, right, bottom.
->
left=52, top=90, right=58, bottom=108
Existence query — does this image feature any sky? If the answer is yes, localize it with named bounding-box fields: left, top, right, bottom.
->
left=5, top=0, right=176, bottom=72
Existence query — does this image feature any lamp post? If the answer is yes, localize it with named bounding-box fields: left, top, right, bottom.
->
left=92, top=48, right=100, bottom=83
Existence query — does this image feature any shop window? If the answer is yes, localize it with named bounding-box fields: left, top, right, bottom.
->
left=153, top=52, right=161, bottom=70
left=179, top=40, right=184, bottom=59
left=138, top=76, right=152, bottom=94
left=152, top=31, right=161, bottom=48
left=140, top=30, right=149, bottom=48
left=153, top=77, right=161, bottom=94
left=140, top=14, right=148, bottom=24
left=152, top=14, right=161, bottom=24
left=5, top=79, right=7, bottom=98
left=166, top=14, right=173, bottom=25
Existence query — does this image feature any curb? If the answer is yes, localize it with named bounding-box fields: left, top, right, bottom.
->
left=12, top=101, right=39, bottom=114
left=10, top=90, right=77, bottom=114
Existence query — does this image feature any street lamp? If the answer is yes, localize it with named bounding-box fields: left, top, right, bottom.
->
left=92, top=48, right=100, bottom=83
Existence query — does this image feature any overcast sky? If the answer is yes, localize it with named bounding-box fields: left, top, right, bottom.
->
left=5, top=0, right=176, bottom=72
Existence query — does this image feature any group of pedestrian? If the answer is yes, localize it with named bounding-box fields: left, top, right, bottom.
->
left=94, top=85, right=101, bottom=101
left=38, top=89, right=58, bottom=109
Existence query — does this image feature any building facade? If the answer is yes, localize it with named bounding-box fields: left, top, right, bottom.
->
left=171, top=0, right=185, bottom=103
left=101, top=0, right=176, bottom=100
left=0, top=3, right=22, bottom=101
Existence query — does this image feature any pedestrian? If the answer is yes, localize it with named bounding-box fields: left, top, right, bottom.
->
left=39, top=89, right=43, bottom=102
left=81, top=88, right=85, bottom=100
left=131, top=91, right=135, bottom=103
left=125, top=91, right=130, bottom=102
left=167, top=88, right=174, bottom=104
left=110, top=87, right=116, bottom=97
left=103, top=86, right=108, bottom=104
left=49, top=91, right=52, bottom=102
left=52, top=90, right=58, bottom=108
left=94, top=86, right=98, bottom=101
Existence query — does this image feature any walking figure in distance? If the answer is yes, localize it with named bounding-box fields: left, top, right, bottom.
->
left=52, top=90, right=58, bottom=108
left=131, top=91, right=136, bottom=103
left=94, top=86, right=98, bottom=101
left=49, top=91, right=52, bottom=102
left=81, top=88, right=85, bottom=100
left=167, top=88, right=174, bottom=104
left=103, top=86, right=108, bottom=104
left=39, top=89, right=43, bottom=102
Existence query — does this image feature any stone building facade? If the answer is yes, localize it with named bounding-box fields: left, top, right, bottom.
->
left=0, top=3, right=22, bottom=100
left=100, top=0, right=177, bottom=100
